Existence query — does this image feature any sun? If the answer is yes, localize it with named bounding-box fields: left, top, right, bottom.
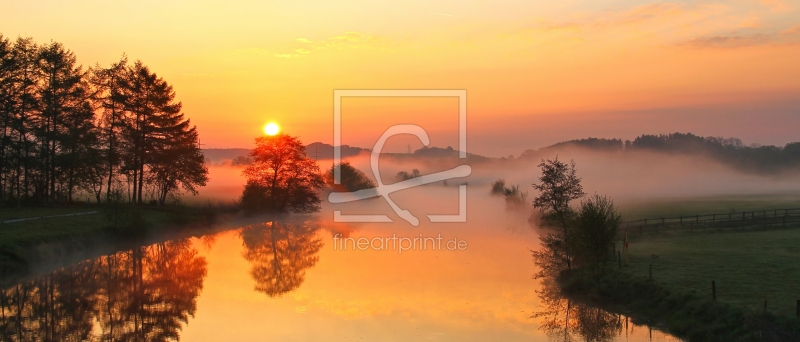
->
left=264, top=122, right=280, bottom=136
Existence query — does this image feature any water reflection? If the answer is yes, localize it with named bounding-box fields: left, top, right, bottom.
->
left=239, top=220, right=323, bottom=297
left=0, top=212, right=681, bottom=341
left=534, top=277, right=677, bottom=342
left=0, top=239, right=206, bottom=342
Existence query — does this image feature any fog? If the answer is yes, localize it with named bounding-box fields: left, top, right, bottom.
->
left=191, top=147, right=800, bottom=221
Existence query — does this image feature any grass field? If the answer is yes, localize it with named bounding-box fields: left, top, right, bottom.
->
left=0, top=207, right=177, bottom=246
left=620, top=194, right=800, bottom=221
left=0, top=207, right=99, bottom=221
left=622, top=225, right=800, bottom=318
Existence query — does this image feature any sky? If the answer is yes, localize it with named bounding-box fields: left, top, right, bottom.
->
left=2, top=0, right=800, bottom=156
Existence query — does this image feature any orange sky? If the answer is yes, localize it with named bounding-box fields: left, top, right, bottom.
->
left=2, top=0, right=800, bottom=156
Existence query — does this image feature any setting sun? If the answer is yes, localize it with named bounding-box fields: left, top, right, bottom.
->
left=264, top=123, right=280, bottom=136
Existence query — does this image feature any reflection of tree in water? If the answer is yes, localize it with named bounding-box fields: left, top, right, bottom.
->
left=0, top=238, right=207, bottom=342
left=533, top=277, right=621, bottom=342
left=240, top=220, right=322, bottom=297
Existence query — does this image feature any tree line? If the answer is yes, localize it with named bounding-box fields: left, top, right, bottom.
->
left=0, top=34, right=207, bottom=206
left=521, top=132, right=800, bottom=174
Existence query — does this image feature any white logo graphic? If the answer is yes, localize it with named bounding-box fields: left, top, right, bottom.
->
left=329, top=90, right=470, bottom=226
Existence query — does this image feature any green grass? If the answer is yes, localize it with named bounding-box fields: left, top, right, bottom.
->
left=562, top=269, right=800, bottom=341
left=621, top=226, right=800, bottom=318
left=0, top=207, right=171, bottom=246
left=0, top=204, right=224, bottom=278
left=620, top=194, right=800, bottom=221
left=0, top=207, right=99, bottom=221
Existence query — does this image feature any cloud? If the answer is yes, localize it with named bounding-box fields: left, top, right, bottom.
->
left=683, top=34, right=771, bottom=48
left=275, top=32, right=389, bottom=57
left=760, top=0, right=791, bottom=12
left=682, top=25, right=800, bottom=48
left=536, top=3, right=684, bottom=33
left=598, top=3, right=683, bottom=27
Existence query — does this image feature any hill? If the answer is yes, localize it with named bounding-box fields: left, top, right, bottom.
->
left=519, top=133, right=800, bottom=174
left=202, top=143, right=370, bottom=164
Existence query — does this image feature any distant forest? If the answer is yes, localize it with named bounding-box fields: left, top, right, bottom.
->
left=0, top=34, right=207, bottom=205
left=520, top=133, right=800, bottom=173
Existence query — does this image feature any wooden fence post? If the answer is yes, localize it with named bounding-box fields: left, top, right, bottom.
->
left=712, top=281, right=716, bottom=301
left=618, top=251, right=622, bottom=270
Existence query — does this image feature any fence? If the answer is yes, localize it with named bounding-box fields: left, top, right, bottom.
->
left=622, top=208, right=800, bottom=234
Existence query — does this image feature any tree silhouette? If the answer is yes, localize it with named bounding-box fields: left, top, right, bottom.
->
left=0, top=34, right=208, bottom=205
left=325, top=162, right=376, bottom=192
left=570, top=195, right=622, bottom=280
left=532, top=157, right=585, bottom=270
left=240, top=220, right=323, bottom=297
left=121, top=61, right=208, bottom=205
left=241, top=133, right=324, bottom=213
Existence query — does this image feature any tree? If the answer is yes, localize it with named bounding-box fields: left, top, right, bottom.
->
left=36, top=41, right=94, bottom=202
left=325, top=161, right=376, bottom=192
left=0, top=35, right=207, bottom=206
left=0, top=34, right=13, bottom=202
left=4, top=37, right=40, bottom=205
left=90, top=56, right=129, bottom=203
left=570, top=194, right=622, bottom=279
left=120, top=61, right=207, bottom=204
left=532, top=157, right=585, bottom=270
left=240, top=133, right=324, bottom=213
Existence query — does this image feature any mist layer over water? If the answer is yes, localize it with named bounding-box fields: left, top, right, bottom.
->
left=196, top=148, right=800, bottom=217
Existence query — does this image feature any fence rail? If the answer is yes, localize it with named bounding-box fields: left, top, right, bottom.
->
left=622, top=208, right=800, bottom=234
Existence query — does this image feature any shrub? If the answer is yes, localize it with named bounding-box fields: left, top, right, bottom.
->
left=326, top=162, right=377, bottom=192
left=396, top=169, right=421, bottom=181
left=490, top=179, right=506, bottom=195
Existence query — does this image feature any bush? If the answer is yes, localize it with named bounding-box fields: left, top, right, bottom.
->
left=503, top=184, right=528, bottom=205
left=490, top=179, right=528, bottom=205
left=396, top=169, right=421, bottom=181
left=103, top=206, right=150, bottom=238
left=569, top=194, right=622, bottom=279
left=326, top=162, right=377, bottom=192
left=103, top=190, right=151, bottom=238
left=490, top=179, right=506, bottom=195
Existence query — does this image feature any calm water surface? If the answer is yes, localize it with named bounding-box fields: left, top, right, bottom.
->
left=1, top=188, right=682, bottom=341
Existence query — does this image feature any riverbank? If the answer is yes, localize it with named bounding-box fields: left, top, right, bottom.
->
left=559, top=270, right=800, bottom=341
left=0, top=204, right=231, bottom=280
left=556, top=225, right=800, bottom=341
